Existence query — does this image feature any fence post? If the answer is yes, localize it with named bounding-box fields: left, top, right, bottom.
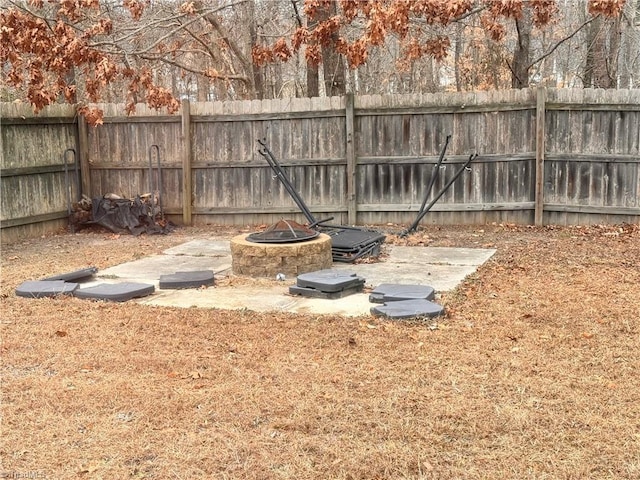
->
left=77, top=114, right=91, bottom=198
left=535, top=86, right=546, bottom=226
left=181, top=99, right=193, bottom=226
left=345, top=93, right=357, bottom=225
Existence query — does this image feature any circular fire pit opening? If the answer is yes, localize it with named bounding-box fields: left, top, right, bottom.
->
left=245, top=219, right=319, bottom=243
left=231, top=228, right=333, bottom=278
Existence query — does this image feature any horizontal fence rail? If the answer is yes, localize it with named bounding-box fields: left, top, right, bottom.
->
left=1, top=88, right=639, bottom=242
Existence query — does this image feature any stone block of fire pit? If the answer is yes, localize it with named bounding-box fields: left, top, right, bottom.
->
left=230, top=233, right=333, bottom=278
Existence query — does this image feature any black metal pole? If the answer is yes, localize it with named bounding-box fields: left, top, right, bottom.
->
left=402, top=153, right=478, bottom=236
left=259, top=147, right=314, bottom=222
left=257, top=139, right=317, bottom=224
left=418, top=134, right=451, bottom=215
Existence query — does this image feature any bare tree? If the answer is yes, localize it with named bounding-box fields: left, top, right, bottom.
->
left=319, top=0, right=346, bottom=96
left=511, top=6, right=533, bottom=88
left=617, top=0, right=640, bottom=88
left=3, top=0, right=638, bottom=121
left=584, top=14, right=621, bottom=87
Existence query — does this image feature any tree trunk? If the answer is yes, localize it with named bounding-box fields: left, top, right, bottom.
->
left=420, top=57, right=437, bottom=93
left=247, top=0, right=264, bottom=99
left=319, top=1, right=345, bottom=96
left=196, top=75, right=209, bottom=101
left=322, top=48, right=346, bottom=95
left=273, top=63, right=283, bottom=97
left=204, top=5, right=256, bottom=98
left=305, top=1, right=320, bottom=97
left=618, top=1, right=636, bottom=88
left=454, top=23, right=463, bottom=92
left=607, top=15, right=622, bottom=87
left=511, top=7, right=532, bottom=88
left=63, top=67, right=77, bottom=103
left=584, top=16, right=620, bottom=88
left=307, top=62, right=320, bottom=97
left=583, top=16, right=599, bottom=87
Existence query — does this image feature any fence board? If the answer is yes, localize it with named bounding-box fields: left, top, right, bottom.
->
left=2, top=89, right=639, bottom=241
left=1, top=103, right=81, bottom=242
left=542, top=90, right=640, bottom=222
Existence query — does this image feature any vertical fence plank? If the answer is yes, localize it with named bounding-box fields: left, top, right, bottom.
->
left=77, top=114, right=91, bottom=198
left=181, top=99, right=192, bottom=225
left=345, top=93, right=357, bottom=225
left=535, top=86, right=546, bottom=226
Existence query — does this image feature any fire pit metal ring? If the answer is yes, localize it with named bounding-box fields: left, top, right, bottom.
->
left=246, top=219, right=319, bottom=244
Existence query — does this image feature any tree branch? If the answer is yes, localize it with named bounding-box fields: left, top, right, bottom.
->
left=181, top=22, right=220, bottom=61
left=408, top=5, right=487, bottom=27
left=128, top=7, right=228, bottom=55
left=453, top=5, right=488, bottom=23
left=92, top=0, right=249, bottom=55
left=138, top=54, right=249, bottom=85
left=528, top=17, right=597, bottom=70
left=91, top=17, right=183, bottom=48
left=202, top=8, right=251, bottom=71
left=291, top=0, right=303, bottom=28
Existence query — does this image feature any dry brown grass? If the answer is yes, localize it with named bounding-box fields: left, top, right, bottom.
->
left=1, top=223, right=639, bottom=479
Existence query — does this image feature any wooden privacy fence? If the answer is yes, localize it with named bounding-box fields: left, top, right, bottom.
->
left=1, top=88, right=639, bottom=243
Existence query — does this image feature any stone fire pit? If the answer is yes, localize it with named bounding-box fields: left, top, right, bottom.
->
left=230, top=233, right=333, bottom=278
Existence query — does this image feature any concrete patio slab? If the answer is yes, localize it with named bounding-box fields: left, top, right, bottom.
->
left=98, top=255, right=231, bottom=284
left=333, top=262, right=479, bottom=292
left=145, top=285, right=298, bottom=311
left=143, top=283, right=375, bottom=317
left=387, top=246, right=496, bottom=266
left=162, top=239, right=231, bottom=256
left=86, top=239, right=496, bottom=317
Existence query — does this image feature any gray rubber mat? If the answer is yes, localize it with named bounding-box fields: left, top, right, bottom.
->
left=370, top=299, right=445, bottom=319
left=369, top=284, right=435, bottom=303
left=159, top=270, right=215, bottom=289
left=296, top=269, right=365, bottom=293
left=289, top=283, right=364, bottom=299
left=42, top=267, right=98, bottom=282
left=74, top=282, right=155, bottom=302
left=16, top=280, right=78, bottom=298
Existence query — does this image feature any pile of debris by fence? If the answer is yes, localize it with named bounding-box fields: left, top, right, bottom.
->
left=70, top=193, right=173, bottom=236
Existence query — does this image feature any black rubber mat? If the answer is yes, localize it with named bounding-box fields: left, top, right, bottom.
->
left=289, top=283, right=364, bottom=299
left=74, top=282, right=155, bottom=302
left=16, top=280, right=78, bottom=298
left=159, top=270, right=215, bottom=289
left=320, top=227, right=386, bottom=263
left=296, top=269, right=365, bottom=293
left=327, top=229, right=386, bottom=250
left=42, top=267, right=98, bottom=282
left=370, top=299, right=444, bottom=319
left=369, top=284, right=435, bottom=303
